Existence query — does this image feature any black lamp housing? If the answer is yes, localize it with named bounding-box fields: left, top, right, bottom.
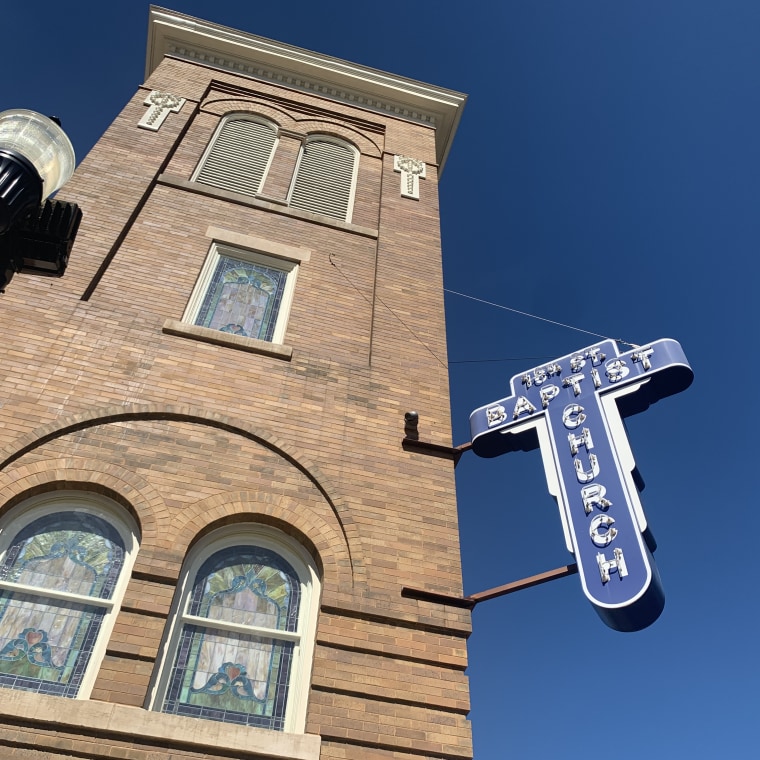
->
left=0, top=110, right=81, bottom=292
left=0, top=149, right=44, bottom=234
left=0, top=198, right=82, bottom=290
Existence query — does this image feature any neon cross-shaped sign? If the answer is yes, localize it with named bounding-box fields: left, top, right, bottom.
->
left=469, top=338, right=693, bottom=631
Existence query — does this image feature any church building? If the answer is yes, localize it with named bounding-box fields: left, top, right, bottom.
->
left=0, top=7, right=471, bottom=760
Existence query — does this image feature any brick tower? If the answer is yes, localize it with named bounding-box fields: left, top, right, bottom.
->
left=0, top=8, right=470, bottom=760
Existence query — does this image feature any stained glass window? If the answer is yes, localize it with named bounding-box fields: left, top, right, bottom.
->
left=182, top=243, right=298, bottom=346
left=162, top=545, right=302, bottom=730
left=0, top=511, right=126, bottom=697
left=194, top=256, right=289, bottom=341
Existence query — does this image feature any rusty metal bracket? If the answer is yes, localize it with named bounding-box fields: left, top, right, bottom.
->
left=402, top=563, right=579, bottom=609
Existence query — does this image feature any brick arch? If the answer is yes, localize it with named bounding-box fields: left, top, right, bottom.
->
left=168, top=490, right=353, bottom=594
left=0, top=456, right=166, bottom=545
left=199, top=99, right=383, bottom=158
left=0, top=403, right=365, bottom=586
left=200, top=98, right=299, bottom=131
left=292, top=119, right=382, bottom=157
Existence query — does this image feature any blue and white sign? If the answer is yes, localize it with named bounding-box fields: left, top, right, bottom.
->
left=469, top=338, right=693, bottom=631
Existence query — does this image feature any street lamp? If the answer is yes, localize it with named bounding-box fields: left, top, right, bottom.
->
left=0, top=109, right=82, bottom=291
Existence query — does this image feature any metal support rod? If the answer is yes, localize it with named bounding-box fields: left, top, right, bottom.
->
left=401, top=563, right=578, bottom=609
left=466, top=563, right=578, bottom=604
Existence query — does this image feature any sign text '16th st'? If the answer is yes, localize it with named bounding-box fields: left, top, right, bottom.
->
left=469, top=338, right=693, bottom=631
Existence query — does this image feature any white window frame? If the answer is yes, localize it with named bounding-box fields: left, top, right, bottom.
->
left=192, top=114, right=279, bottom=198
left=287, top=134, right=359, bottom=223
left=182, top=240, right=301, bottom=346
left=0, top=491, right=139, bottom=699
left=148, top=524, right=320, bottom=734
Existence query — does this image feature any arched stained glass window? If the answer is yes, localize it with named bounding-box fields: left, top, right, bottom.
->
left=0, top=495, right=138, bottom=698
left=156, top=529, right=319, bottom=733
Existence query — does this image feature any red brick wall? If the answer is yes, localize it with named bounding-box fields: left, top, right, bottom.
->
left=0, top=54, right=471, bottom=760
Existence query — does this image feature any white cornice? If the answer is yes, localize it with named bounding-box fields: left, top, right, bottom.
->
left=146, top=6, right=466, bottom=171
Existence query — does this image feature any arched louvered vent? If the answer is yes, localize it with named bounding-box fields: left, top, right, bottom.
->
left=289, top=139, right=356, bottom=221
left=194, top=118, right=277, bottom=197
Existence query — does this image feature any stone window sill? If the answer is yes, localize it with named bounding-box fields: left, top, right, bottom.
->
left=157, top=173, right=379, bottom=239
left=0, top=689, right=320, bottom=760
left=163, top=319, right=293, bottom=360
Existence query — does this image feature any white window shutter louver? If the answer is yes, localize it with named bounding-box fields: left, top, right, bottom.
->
left=195, top=119, right=276, bottom=197
left=290, top=140, right=356, bottom=221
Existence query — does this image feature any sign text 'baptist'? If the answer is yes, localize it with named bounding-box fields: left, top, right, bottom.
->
left=469, top=338, right=693, bottom=632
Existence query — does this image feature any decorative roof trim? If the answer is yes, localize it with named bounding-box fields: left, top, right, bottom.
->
left=146, top=6, right=466, bottom=170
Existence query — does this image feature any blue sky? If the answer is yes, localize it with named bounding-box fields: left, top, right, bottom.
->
left=4, top=2, right=758, bottom=757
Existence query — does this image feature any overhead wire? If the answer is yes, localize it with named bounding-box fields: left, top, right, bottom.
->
left=328, top=254, right=448, bottom=368
left=329, top=254, right=637, bottom=367
left=444, top=289, right=635, bottom=348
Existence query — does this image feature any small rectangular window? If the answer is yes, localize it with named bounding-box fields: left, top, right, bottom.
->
left=183, top=243, right=298, bottom=345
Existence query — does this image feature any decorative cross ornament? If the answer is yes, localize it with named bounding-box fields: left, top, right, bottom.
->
left=393, top=155, right=426, bottom=199
left=138, top=90, right=186, bottom=131
left=469, top=338, right=693, bottom=631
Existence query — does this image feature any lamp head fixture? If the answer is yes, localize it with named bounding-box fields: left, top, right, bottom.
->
left=0, top=110, right=80, bottom=291
left=404, top=411, right=420, bottom=440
